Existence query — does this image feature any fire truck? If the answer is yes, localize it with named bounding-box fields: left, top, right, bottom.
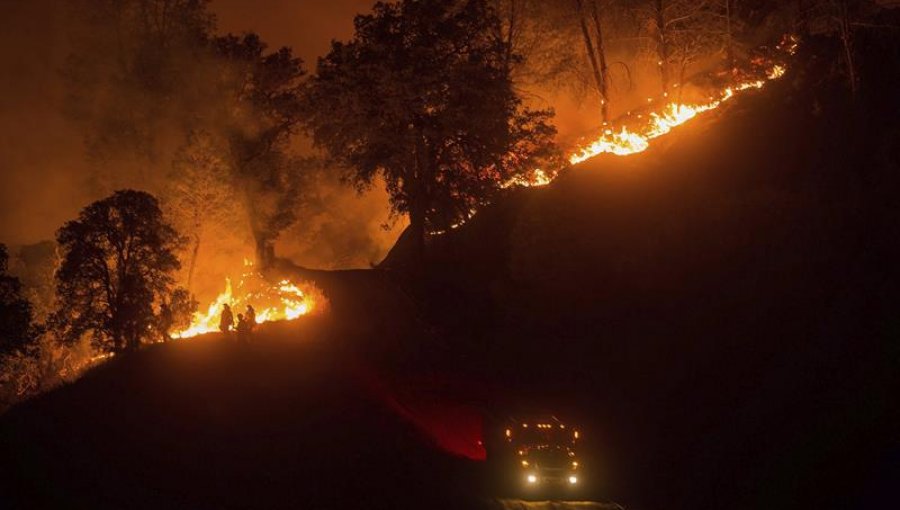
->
left=500, top=415, right=582, bottom=490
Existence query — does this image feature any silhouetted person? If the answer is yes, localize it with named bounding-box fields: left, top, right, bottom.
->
left=236, top=313, right=251, bottom=344
left=245, top=305, right=256, bottom=331
left=219, top=304, right=234, bottom=333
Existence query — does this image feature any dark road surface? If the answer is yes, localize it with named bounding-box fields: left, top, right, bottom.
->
left=491, top=501, right=623, bottom=510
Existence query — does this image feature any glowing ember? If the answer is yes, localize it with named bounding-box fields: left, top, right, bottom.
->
left=504, top=168, right=554, bottom=188
left=768, top=64, right=786, bottom=80
left=568, top=63, right=786, bottom=165
left=176, top=269, right=325, bottom=339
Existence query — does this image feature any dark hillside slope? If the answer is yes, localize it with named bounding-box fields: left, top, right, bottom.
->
left=409, top=41, right=899, bottom=510
left=0, top=322, right=483, bottom=510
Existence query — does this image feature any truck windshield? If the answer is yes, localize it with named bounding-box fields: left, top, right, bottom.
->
left=518, top=426, right=572, bottom=447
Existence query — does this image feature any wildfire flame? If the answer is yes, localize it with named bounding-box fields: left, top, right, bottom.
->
left=437, top=59, right=791, bottom=233
left=437, top=39, right=796, bottom=233
left=176, top=268, right=325, bottom=339
left=504, top=168, right=554, bottom=188
left=568, top=64, right=787, bottom=165
left=493, top=60, right=787, bottom=192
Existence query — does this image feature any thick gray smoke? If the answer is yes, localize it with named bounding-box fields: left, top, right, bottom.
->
left=0, top=1, right=92, bottom=246
left=0, top=0, right=403, bottom=302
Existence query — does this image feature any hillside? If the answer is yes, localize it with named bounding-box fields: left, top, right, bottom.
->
left=2, top=35, right=898, bottom=510
left=386, top=36, right=899, bottom=510
left=0, top=317, right=492, bottom=509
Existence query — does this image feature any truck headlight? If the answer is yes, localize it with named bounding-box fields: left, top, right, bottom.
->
left=568, top=475, right=578, bottom=485
left=527, top=474, right=538, bottom=484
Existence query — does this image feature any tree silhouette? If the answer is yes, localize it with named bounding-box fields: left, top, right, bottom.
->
left=156, top=288, right=197, bottom=342
left=53, top=190, right=186, bottom=354
left=305, top=0, right=559, bottom=269
left=574, top=0, right=612, bottom=122
left=214, top=33, right=309, bottom=268
left=0, top=244, right=38, bottom=357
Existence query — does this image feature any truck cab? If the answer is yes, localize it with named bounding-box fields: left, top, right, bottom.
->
left=502, top=415, right=581, bottom=490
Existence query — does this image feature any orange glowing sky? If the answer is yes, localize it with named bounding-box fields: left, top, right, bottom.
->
left=211, top=0, right=374, bottom=64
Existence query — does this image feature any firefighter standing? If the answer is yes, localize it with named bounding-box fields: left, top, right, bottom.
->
left=219, top=304, right=234, bottom=333
left=245, top=305, right=256, bottom=331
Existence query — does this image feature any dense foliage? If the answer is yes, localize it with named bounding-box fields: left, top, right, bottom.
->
left=53, top=190, right=187, bottom=353
left=305, top=0, right=561, bottom=263
left=0, top=244, right=38, bottom=357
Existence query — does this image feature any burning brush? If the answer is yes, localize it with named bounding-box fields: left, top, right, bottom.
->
left=176, top=264, right=327, bottom=339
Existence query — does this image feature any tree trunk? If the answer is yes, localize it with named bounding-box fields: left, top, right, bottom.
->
left=254, top=234, right=275, bottom=270
left=655, top=0, right=670, bottom=95
left=503, top=0, right=518, bottom=72
left=110, top=292, right=125, bottom=354
left=409, top=135, right=429, bottom=282
left=408, top=187, right=426, bottom=277
left=126, top=328, right=139, bottom=353
left=835, top=0, right=857, bottom=97
left=588, top=0, right=611, bottom=122
left=112, top=332, right=124, bottom=354
left=242, top=185, right=276, bottom=269
left=574, top=0, right=608, bottom=123
left=725, top=0, right=735, bottom=81
left=186, top=230, right=200, bottom=294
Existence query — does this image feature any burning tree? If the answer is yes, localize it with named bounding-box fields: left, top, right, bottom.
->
left=305, top=0, right=559, bottom=269
left=1, top=244, right=94, bottom=410
left=52, top=190, right=190, bottom=354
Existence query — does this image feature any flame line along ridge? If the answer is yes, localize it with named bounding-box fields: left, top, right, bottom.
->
left=568, top=64, right=787, bottom=165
